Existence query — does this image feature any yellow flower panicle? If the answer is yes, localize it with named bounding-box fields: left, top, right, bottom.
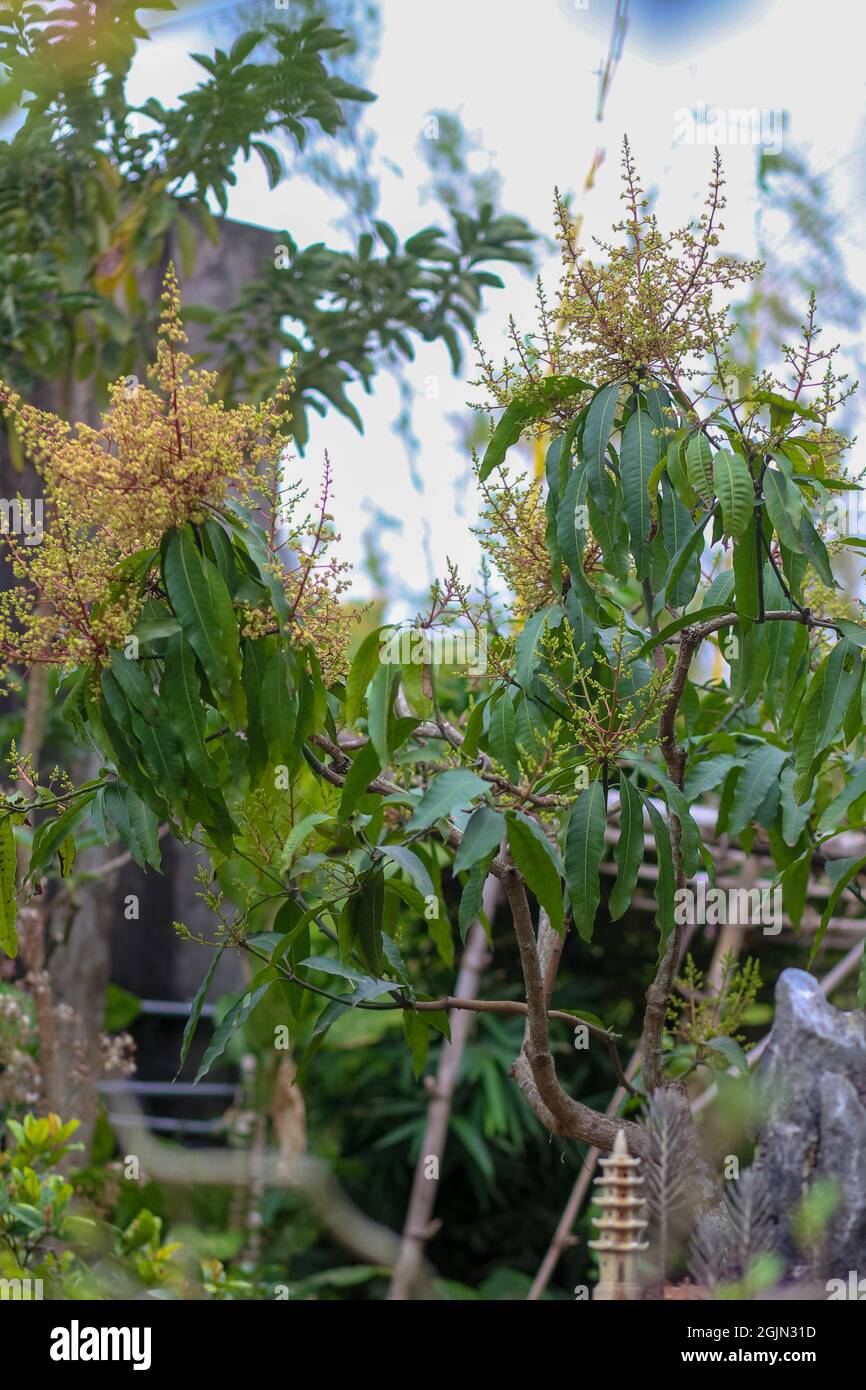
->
left=473, top=142, right=763, bottom=423
left=0, top=266, right=354, bottom=680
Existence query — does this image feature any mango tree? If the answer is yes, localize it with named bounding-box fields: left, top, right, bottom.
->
left=0, top=146, right=863, bottom=1187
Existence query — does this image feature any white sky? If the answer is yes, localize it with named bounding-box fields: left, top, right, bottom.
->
left=132, top=0, right=866, bottom=611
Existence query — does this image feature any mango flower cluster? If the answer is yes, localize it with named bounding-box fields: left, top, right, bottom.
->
left=474, top=142, right=763, bottom=425
left=0, top=268, right=297, bottom=679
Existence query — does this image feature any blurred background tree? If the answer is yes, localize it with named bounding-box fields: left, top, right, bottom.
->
left=0, top=0, right=535, bottom=440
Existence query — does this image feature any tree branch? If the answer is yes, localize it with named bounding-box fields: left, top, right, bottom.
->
left=493, top=852, right=642, bottom=1153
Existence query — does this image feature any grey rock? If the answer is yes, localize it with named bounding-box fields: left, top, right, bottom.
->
left=752, top=968, right=866, bottom=1278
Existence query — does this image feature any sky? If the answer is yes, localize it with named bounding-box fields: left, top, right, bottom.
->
left=131, top=0, right=866, bottom=612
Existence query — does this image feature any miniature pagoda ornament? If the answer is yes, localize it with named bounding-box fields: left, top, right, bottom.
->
left=589, top=1128, right=649, bottom=1300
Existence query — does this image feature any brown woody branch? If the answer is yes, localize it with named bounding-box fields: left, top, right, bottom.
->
left=493, top=850, right=643, bottom=1153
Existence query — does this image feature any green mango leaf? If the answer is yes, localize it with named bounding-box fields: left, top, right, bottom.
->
left=809, top=855, right=866, bottom=967
left=241, top=637, right=272, bottom=785
left=458, top=857, right=493, bottom=942
left=685, top=432, right=714, bottom=502
left=349, top=868, right=386, bottom=976
left=564, top=777, right=607, bottom=941
left=339, top=741, right=381, bottom=820
left=727, top=744, right=789, bottom=837
left=366, top=662, right=399, bottom=768
left=609, top=775, right=644, bottom=921
left=345, top=626, right=387, bottom=726
left=515, top=604, right=564, bottom=690
left=800, top=640, right=860, bottom=764
left=164, top=528, right=246, bottom=730
left=639, top=792, right=675, bottom=963
left=428, top=901, right=455, bottom=967
left=296, top=997, right=351, bottom=1085
left=479, top=376, right=590, bottom=482
left=488, top=689, right=520, bottom=783
left=764, top=609, right=797, bottom=719
left=644, top=381, right=673, bottom=433
left=792, top=642, right=862, bottom=803
left=751, top=389, right=823, bottom=424
left=646, top=452, right=668, bottom=525
left=177, top=947, right=225, bottom=1078
left=506, top=810, right=564, bottom=934
left=162, top=634, right=220, bottom=787
left=28, top=789, right=99, bottom=887
left=779, top=764, right=813, bottom=846
left=109, top=650, right=158, bottom=723
left=773, top=833, right=811, bottom=929
left=403, top=1010, right=430, bottom=1078
left=705, top=1036, right=749, bottom=1074
left=281, top=812, right=331, bottom=872
left=458, top=699, right=486, bottom=762
left=634, top=762, right=699, bottom=880
left=684, top=754, right=738, bottom=801
left=703, top=570, right=735, bottom=609
left=835, top=620, right=866, bottom=648
left=260, top=646, right=296, bottom=769
left=381, top=844, right=435, bottom=901
left=453, top=806, right=506, bottom=874
left=620, top=406, right=660, bottom=578
left=221, top=500, right=291, bottom=626
left=565, top=590, right=597, bottom=668
left=194, top=978, right=272, bottom=1084
left=633, top=605, right=730, bottom=660
left=666, top=436, right=697, bottom=509
left=133, top=717, right=186, bottom=807
left=732, top=513, right=760, bottom=628
left=653, top=508, right=709, bottom=618
left=660, top=476, right=701, bottom=608
left=556, top=464, right=588, bottom=579
left=712, top=449, right=753, bottom=539
left=818, top=763, right=866, bottom=834
left=799, top=511, right=838, bottom=589
left=406, top=769, right=489, bottom=832
left=515, top=693, right=548, bottom=767
left=104, top=783, right=162, bottom=871
left=587, top=481, right=629, bottom=580
left=763, top=466, right=803, bottom=553
left=581, top=382, right=621, bottom=508
left=57, top=835, right=76, bottom=877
